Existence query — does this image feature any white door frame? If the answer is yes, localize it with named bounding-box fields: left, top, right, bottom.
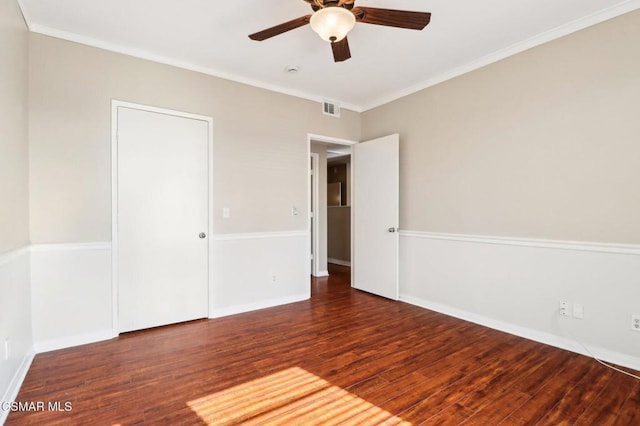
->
left=307, top=133, right=357, bottom=281
left=310, top=152, right=320, bottom=276
left=111, top=100, right=214, bottom=333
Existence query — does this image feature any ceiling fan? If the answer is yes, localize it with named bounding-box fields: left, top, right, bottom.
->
left=249, top=0, right=431, bottom=62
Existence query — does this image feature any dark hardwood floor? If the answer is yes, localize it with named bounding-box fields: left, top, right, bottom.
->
left=7, top=264, right=640, bottom=425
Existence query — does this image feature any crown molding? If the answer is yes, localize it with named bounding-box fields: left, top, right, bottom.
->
left=18, top=0, right=639, bottom=113
left=26, top=23, right=363, bottom=113
left=360, top=0, right=640, bottom=111
left=16, top=0, right=32, bottom=30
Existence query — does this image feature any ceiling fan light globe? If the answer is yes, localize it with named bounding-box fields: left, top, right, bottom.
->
left=310, top=7, right=356, bottom=43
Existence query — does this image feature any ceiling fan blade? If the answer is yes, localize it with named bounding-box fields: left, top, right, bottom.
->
left=249, top=15, right=312, bottom=41
left=331, top=37, right=351, bottom=62
left=353, top=7, right=431, bottom=30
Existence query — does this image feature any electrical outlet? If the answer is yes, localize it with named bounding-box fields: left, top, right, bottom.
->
left=559, top=301, right=571, bottom=317
left=632, top=314, right=640, bottom=331
left=573, top=304, right=584, bottom=319
left=271, top=273, right=277, bottom=283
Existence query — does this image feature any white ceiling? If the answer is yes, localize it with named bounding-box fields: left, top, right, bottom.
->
left=18, top=0, right=639, bottom=111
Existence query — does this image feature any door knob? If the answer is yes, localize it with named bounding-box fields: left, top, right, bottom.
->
left=199, top=232, right=206, bottom=239
left=388, top=227, right=396, bottom=233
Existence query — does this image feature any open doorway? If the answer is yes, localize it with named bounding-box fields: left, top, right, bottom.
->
left=308, top=133, right=400, bottom=299
left=326, top=150, right=351, bottom=268
left=308, top=134, right=356, bottom=279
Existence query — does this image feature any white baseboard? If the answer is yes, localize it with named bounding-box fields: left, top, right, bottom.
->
left=34, top=329, right=117, bottom=354
left=401, top=294, right=640, bottom=372
left=209, top=293, right=309, bottom=319
left=328, top=258, right=351, bottom=267
left=314, top=270, right=329, bottom=277
left=0, top=348, right=35, bottom=425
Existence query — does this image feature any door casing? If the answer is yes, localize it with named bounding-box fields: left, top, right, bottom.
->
left=310, top=152, right=320, bottom=276
left=307, top=134, right=357, bottom=282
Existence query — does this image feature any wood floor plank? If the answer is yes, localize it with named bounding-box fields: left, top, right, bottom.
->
left=509, top=347, right=576, bottom=396
left=575, top=375, right=640, bottom=426
left=420, top=402, right=476, bottom=426
left=499, top=356, right=595, bottom=425
left=536, top=363, right=614, bottom=425
left=376, top=326, right=495, bottom=382
left=396, top=358, right=509, bottom=422
left=345, top=374, right=389, bottom=396
left=461, top=389, right=532, bottom=425
left=6, top=264, right=638, bottom=425
left=453, top=343, right=556, bottom=413
left=613, top=380, right=640, bottom=426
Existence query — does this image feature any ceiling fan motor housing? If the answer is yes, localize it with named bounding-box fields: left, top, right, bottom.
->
left=305, top=0, right=356, bottom=11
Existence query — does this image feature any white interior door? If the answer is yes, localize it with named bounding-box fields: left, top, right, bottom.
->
left=116, top=105, right=209, bottom=333
left=353, top=134, right=399, bottom=300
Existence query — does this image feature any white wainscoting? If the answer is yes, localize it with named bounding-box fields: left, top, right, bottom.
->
left=0, top=247, right=34, bottom=425
left=400, top=231, right=640, bottom=371
left=210, top=231, right=310, bottom=318
left=30, top=242, right=116, bottom=352
left=28, top=233, right=311, bottom=349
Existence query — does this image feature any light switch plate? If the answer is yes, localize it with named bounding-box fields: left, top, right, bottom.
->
left=573, top=303, right=584, bottom=319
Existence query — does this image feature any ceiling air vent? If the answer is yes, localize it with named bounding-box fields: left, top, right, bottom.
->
left=322, top=100, right=341, bottom=118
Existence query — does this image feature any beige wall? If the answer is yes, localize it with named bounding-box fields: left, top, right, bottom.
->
left=328, top=207, right=350, bottom=262
left=362, top=10, right=640, bottom=244
left=0, top=0, right=29, bottom=254
left=327, top=156, right=351, bottom=262
left=28, top=11, right=640, bottom=246
left=28, top=34, right=361, bottom=243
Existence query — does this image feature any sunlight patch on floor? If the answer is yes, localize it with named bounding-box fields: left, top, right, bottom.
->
left=187, top=367, right=411, bottom=425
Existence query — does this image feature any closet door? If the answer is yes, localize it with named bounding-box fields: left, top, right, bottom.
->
left=116, top=105, right=209, bottom=332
